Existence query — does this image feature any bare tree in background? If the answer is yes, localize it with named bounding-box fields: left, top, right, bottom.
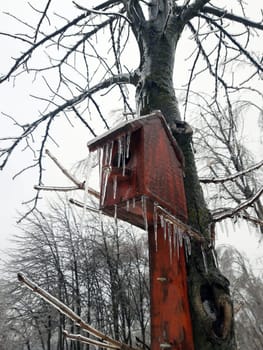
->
left=218, top=246, right=263, bottom=350
left=0, top=1, right=263, bottom=349
left=0, top=199, right=149, bottom=350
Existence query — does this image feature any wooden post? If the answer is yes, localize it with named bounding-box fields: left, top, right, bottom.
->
left=148, top=224, right=194, bottom=350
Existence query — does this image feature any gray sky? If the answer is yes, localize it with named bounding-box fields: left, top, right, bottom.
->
left=0, top=1, right=262, bottom=273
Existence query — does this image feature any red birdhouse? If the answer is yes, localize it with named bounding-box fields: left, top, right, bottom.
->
left=87, top=111, right=187, bottom=228
left=87, top=111, right=194, bottom=350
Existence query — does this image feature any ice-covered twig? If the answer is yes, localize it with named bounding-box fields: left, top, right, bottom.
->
left=45, top=149, right=81, bottom=186
left=36, top=149, right=100, bottom=198
left=63, top=330, right=119, bottom=349
left=199, top=159, right=263, bottom=184
left=69, top=198, right=99, bottom=213
left=72, top=1, right=132, bottom=24
left=34, top=184, right=100, bottom=198
left=34, top=185, right=81, bottom=192
left=213, top=186, right=263, bottom=222
left=17, top=273, right=137, bottom=350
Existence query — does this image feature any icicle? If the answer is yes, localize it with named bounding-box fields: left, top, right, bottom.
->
left=126, top=199, right=130, bottom=211
left=97, top=148, right=102, bottom=188
left=236, top=213, right=241, bottom=229
left=154, top=202, right=158, bottom=251
left=160, top=215, right=164, bottom=228
left=108, top=140, right=114, bottom=166
left=230, top=216, right=236, bottom=232
left=223, top=219, right=228, bottom=236
left=173, top=224, right=177, bottom=252
left=218, top=220, right=225, bottom=234
left=141, top=195, right=148, bottom=233
left=113, top=175, right=118, bottom=199
left=176, top=227, right=180, bottom=260
left=126, top=132, right=131, bottom=158
left=184, top=235, right=191, bottom=260
left=117, top=137, right=122, bottom=168
left=104, top=143, right=109, bottom=165
left=122, top=135, right=126, bottom=176
left=168, top=222, right=173, bottom=263
left=163, top=218, right=167, bottom=240
left=178, top=228, right=183, bottom=247
left=101, top=166, right=111, bottom=205
left=132, top=197, right=136, bottom=208
left=201, top=245, right=208, bottom=273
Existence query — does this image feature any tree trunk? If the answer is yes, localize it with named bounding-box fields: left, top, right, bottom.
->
left=135, top=15, right=236, bottom=350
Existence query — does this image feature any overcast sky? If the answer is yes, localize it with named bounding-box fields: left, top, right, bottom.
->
left=0, top=1, right=262, bottom=273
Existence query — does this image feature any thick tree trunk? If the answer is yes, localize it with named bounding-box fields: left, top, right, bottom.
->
left=135, top=18, right=236, bottom=350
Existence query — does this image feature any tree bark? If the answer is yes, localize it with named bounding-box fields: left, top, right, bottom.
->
left=132, top=5, right=236, bottom=350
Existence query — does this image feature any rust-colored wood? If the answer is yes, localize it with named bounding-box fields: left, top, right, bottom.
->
left=88, top=112, right=187, bottom=226
left=87, top=112, right=194, bottom=350
left=148, top=225, right=194, bottom=350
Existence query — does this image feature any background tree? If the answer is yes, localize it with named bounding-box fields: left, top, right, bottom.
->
left=1, top=198, right=149, bottom=350
left=218, top=246, right=263, bottom=350
left=0, top=1, right=262, bottom=349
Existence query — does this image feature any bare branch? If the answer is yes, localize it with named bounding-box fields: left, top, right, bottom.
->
left=69, top=198, right=100, bottom=213
left=45, top=149, right=81, bottom=187
left=73, top=1, right=132, bottom=24
left=17, top=273, right=138, bottom=350
left=200, top=160, right=263, bottom=184
left=200, top=14, right=263, bottom=73
left=34, top=185, right=81, bottom=192
left=201, top=6, right=263, bottom=31
left=213, top=186, right=263, bottom=222
left=63, top=330, right=120, bottom=350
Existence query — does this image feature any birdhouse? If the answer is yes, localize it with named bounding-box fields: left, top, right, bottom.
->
left=87, top=111, right=187, bottom=229
left=87, top=111, right=195, bottom=350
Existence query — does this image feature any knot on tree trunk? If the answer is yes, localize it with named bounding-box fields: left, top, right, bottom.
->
left=193, top=278, right=234, bottom=345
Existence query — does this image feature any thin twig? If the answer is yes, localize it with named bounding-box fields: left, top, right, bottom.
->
left=34, top=185, right=82, bottom=192
left=69, top=198, right=100, bottom=212
left=63, top=330, right=119, bottom=349
left=45, top=149, right=81, bottom=186
left=213, top=186, right=263, bottom=222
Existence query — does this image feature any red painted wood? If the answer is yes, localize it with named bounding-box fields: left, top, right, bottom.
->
left=148, top=225, right=194, bottom=350
left=87, top=112, right=194, bottom=350
left=88, top=112, right=187, bottom=226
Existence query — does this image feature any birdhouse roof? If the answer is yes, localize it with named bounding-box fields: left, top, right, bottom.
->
left=87, top=111, right=184, bottom=166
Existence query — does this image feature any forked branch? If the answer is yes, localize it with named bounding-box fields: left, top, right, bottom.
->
left=18, top=273, right=138, bottom=350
